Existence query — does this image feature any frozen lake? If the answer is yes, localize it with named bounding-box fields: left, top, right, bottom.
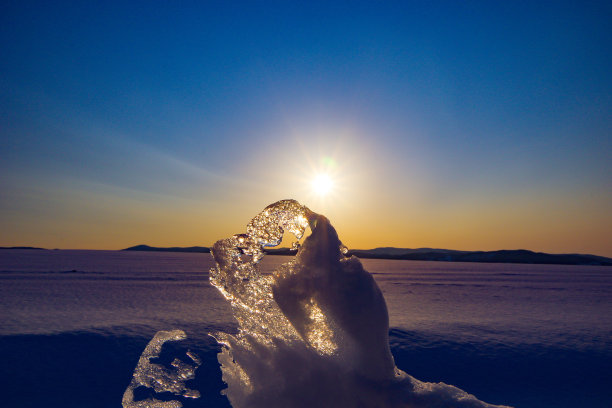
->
left=1, top=249, right=611, bottom=407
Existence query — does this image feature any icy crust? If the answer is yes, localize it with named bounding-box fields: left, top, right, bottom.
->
left=210, top=199, right=512, bottom=408
left=122, top=330, right=201, bottom=408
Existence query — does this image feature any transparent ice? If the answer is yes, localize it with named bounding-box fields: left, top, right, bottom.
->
left=122, top=330, right=201, bottom=408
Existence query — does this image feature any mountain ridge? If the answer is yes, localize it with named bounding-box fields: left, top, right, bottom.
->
left=122, top=244, right=211, bottom=253
left=120, top=245, right=612, bottom=266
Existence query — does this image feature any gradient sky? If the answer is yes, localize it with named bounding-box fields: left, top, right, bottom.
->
left=1, top=1, right=611, bottom=256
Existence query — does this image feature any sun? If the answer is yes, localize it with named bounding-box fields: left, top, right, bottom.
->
left=311, top=173, right=334, bottom=196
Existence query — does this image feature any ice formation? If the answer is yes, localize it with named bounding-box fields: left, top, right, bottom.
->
left=122, top=330, right=201, bottom=408
left=209, top=199, right=511, bottom=408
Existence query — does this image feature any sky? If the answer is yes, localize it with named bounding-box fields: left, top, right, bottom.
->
left=1, top=1, right=611, bottom=256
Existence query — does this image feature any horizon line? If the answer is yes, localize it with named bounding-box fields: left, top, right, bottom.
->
left=1, top=244, right=611, bottom=260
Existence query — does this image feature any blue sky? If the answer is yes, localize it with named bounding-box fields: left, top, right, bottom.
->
left=1, top=1, right=611, bottom=255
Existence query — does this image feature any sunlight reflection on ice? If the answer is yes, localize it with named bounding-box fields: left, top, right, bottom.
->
left=207, top=199, right=511, bottom=408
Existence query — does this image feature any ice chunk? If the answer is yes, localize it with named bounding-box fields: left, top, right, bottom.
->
left=122, top=330, right=201, bottom=408
left=209, top=199, right=511, bottom=408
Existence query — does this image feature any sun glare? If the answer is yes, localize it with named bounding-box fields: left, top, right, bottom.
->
left=312, top=173, right=334, bottom=196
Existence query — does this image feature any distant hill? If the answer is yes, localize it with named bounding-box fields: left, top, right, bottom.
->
left=0, top=246, right=46, bottom=250
left=122, top=245, right=292, bottom=256
left=122, top=245, right=210, bottom=253
left=121, top=244, right=611, bottom=266
left=347, top=248, right=612, bottom=266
